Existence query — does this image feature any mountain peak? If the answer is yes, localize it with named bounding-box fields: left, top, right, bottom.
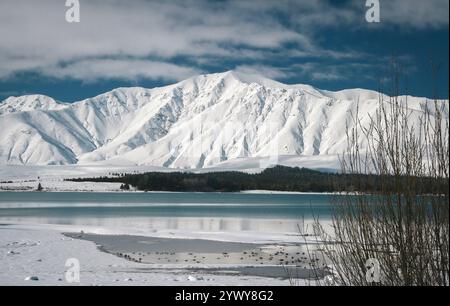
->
left=0, top=94, right=66, bottom=115
left=219, top=70, right=289, bottom=88
left=206, top=70, right=325, bottom=97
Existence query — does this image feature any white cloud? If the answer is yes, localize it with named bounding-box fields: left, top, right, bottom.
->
left=40, top=59, right=202, bottom=82
left=234, top=65, right=294, bottom=80
left=378, top=0, right=449, bottom=29
left=234, top=62, right=377, bottom=82
left=0, top=0, right=310, bottom=81
left=0, top=0, right=447, bottom=82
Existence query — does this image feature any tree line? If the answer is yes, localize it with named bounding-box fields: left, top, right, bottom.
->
left=66, top=165, right=447, bottom=194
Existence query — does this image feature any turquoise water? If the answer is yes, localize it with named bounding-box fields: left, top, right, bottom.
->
left=0, top=192, right=336, bottom=234
left=0, top=192, right=333, bottom=219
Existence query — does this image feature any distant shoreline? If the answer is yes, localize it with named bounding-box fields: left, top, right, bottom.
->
left=0, top=188, right=339, bottom=195
left=64, top=165, right=444, bottom=195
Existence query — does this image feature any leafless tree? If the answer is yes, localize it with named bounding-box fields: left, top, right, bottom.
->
left=318, top=61, right=449, bottom=286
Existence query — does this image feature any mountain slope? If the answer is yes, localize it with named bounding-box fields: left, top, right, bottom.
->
left=0, top=71, right=447, bottom=168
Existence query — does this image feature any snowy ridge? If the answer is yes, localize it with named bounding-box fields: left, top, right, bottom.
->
left=0, top=95, right=68, bottom=115
left=0, top=71, right=448, bottom=168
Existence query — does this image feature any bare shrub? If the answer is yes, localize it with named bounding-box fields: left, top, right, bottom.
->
left=318, top=63, right=449, bottom=286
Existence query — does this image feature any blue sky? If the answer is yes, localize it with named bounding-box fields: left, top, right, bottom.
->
left=0, top=0, right=448, bottom=102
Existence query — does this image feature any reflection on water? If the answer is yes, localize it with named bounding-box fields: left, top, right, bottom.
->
left=0, top=216, right=312, bottom=235
left=0, top=191, right=332, bottom=235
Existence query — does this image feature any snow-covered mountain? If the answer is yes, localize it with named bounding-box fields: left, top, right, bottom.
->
left=0, top=71, right=447, bottom=168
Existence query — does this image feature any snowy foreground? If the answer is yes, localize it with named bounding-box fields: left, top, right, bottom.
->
left=0, top=161, right=332, bottom=286
left=0, top=223, right=320, bottom=286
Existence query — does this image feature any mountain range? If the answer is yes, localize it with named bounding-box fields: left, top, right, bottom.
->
left=0, top=71, right=447, bottom=169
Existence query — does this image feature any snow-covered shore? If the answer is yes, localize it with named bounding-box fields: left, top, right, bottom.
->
left=0, top=157, right=339, bottom=193
left=0, top=180, right=126, bottom=192
left=0, top=223, right=319, bottom=286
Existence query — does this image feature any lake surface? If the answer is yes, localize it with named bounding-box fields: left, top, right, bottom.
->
left=0, top=192, right=336, bottom=236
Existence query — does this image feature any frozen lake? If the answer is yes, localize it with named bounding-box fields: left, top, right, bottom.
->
left=0, top=192, right=335, bottom=238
